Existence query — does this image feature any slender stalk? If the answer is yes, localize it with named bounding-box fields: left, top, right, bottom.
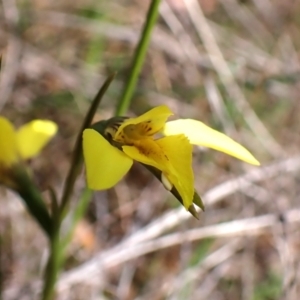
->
left=41, top=74, right=116, bottom=300
left=115, top=0, right=161, bottom=116
left=41, top=229, right=61, bottom=300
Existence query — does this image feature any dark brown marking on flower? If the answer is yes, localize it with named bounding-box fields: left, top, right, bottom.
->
left=137, top=145, right=150, bottom=156
left=140, top=149, right=150, bottom=156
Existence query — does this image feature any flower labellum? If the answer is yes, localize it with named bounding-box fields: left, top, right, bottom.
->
left=83, top=106, right=260, bottom=218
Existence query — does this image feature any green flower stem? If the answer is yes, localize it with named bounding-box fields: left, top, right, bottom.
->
left=41, top=189, right=92, bottom=300
left=41, top=228, right=61, bottom=300
left=59, top=73, right=116, bottom=221
left=115, top=0, right=161, bottom=116
left=41, top=74, right=116, bottom=300
left=14, top=166, right=52, bottom=238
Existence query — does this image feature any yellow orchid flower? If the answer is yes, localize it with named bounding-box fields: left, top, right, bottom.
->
left=0, top=117, right=57, bottom=187
left=83, top=105, right=260, bottom=217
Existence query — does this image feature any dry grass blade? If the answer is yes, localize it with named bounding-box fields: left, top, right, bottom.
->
left=182, top=0, right=285, bottom=157
left=54, top=156, right=300, bottom=291
left=160, top=2, right=235, bottom=132
left=0, top=0, right=22, bottom=110
left=202, top=73, right=236, bottom=135
left=56, top=208, right=300, bottom=291
left=165, top=239, right=243, bottom=298
left=218, top=0, right=273, bottom=45
left=31, top=10, right=210, bottom=69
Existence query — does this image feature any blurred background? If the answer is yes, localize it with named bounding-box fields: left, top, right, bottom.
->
left=1, top=0, right=300, bottom=299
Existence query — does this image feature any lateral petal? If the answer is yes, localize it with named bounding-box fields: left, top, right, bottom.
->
left=17, top=120, right=58, bottom=160
left=0, top=117, right=19, bottom=166
left=164, top=119, right=260, bottom=166
left=83, top=129, right=133, bottom=190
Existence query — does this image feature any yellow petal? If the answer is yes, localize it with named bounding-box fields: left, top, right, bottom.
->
left=164, top=119, right=260, bottom=166
left=83, top=129, right=133, bottom=190
left=114, top=105, right=173, bottom=142
left=156, top=135, right=194, bottom=209
left=123, top=135, right=194, bottom=209
left=17, top=120, right=58, bottom=160
left=122, top=138, right=168, bottom=171
left=0, top=117, right=19, bottom=166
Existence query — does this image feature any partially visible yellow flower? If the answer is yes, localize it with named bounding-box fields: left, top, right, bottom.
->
left=83, top=106, right=260, bottom=214
left=0, top=118, right=19, bottom=167
left=0, top=117, right=57, bottom=186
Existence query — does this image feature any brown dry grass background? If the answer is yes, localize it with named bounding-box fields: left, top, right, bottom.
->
left=1, top=0, right=300, bottom=299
